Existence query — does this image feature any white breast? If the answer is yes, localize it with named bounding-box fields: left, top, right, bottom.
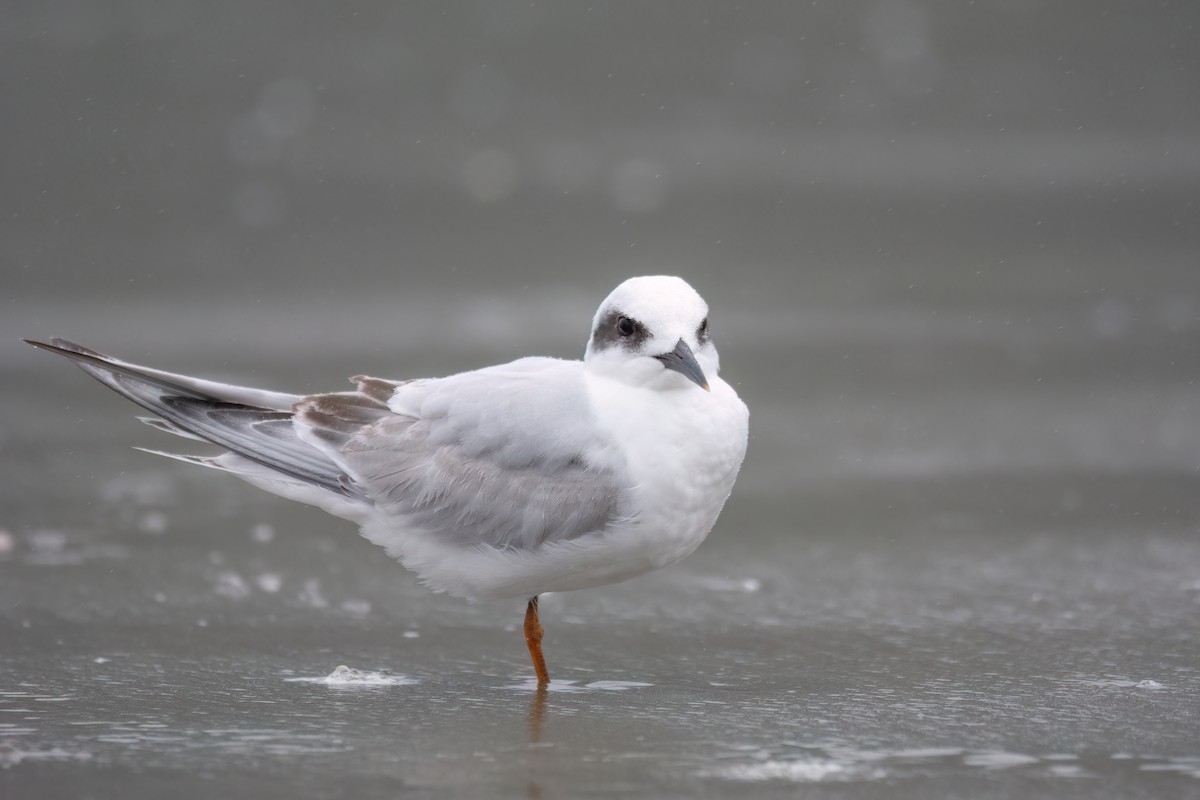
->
left=581, top=371, right=750, bottom=573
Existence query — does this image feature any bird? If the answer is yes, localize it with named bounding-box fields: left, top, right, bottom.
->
left=23, top=275, right=749, bottom=685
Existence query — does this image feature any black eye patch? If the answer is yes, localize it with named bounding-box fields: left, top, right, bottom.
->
left=591, top=309, right=650, bottom=351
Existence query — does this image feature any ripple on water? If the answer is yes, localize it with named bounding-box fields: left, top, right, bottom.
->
left=1138, top=758, right=1200, bottom=779
left=0, top=744, right=93, bottom=768
left=962, top=751, right=1041, bottom=769
left=707, top=746, right=1200, bottom=784
left=1066, top=674, right=1168, bottom=690
left=717, top=759, right=866, bottom=782
left=284, top=665, right=416, bottom=687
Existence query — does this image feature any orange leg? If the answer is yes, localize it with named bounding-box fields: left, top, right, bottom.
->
left=524, top=596, right=550, bottom=686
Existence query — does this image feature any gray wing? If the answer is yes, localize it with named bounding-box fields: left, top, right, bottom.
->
left=296, top=358, right=630, bottom=550
left=27, top=338, right=628, bottom=550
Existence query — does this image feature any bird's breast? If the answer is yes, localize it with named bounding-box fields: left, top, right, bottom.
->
left=585, top=374, right=749, bottom=568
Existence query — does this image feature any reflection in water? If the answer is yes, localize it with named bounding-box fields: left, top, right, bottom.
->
left=517, top=679, right=656, bottom=797
left=527, top=684, right=549, bottom=745
left=526, top=684, right=549, bottom=800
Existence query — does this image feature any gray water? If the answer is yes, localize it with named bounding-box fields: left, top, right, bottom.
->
left=3, top=3, right=1200, bottom=798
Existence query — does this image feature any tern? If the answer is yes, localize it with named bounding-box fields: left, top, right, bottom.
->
left=24, top=275, right=749, bottom=685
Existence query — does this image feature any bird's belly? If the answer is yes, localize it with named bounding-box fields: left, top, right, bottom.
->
left=361, top=515, right=677, bottom=600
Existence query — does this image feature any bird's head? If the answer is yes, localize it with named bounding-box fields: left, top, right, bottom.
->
left=584, top=275, right=718, bottom=392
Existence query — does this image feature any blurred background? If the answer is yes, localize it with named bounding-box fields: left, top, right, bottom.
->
left=2, top=2, right=1199, bottom=797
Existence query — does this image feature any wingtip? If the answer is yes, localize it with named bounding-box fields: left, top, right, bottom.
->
left=23, top=336, right=79, bottom=351
left=22, top=337, right=108, bottom=361
left=21, top=337, right=72, bottom=356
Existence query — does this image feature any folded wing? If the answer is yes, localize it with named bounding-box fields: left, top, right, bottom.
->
left=297, top=358, right=628, bottom=551
left=26, top=339, right=628, bottom=552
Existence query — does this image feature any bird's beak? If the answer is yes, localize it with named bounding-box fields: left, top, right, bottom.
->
left=654, top=339, right=710, bottom=391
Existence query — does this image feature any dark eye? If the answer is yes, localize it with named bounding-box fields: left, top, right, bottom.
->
left=698, top=318, right=709, bottom=338
left=617, top=316, right=636, bottom=336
